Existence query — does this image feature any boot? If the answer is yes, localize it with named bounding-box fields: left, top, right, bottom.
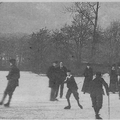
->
left=64, top=105, right=71, bottom=109
left=55, top=98, right=59, bottom=101
left=64, top=98, right=71, bottom=109
left=4, top=94, right=12, bottom=107
left=77, top=99, right=83, bottom=109
left=0, top=93, right=7, bottom=105
left=4, top=103, right=10, bottom=107
left=78, top=104, right=83, bottom=109
left=95, top=114, right=102, bottom=119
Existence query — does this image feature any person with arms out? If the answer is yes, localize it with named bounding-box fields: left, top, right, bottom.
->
left=82, top=63, right=93, bottom=94
left=0, top=59, right=20, bottom=107
left=64, top=70, right=83, bottom=109
left=89, top=72, right=109, bottom=119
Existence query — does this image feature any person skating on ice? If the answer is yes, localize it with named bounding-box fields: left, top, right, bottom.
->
left=89, top=72, right=109, bottom=119
left=0, top=59, right=20, bottom=107
left=64, top=70, right=83, bottom=109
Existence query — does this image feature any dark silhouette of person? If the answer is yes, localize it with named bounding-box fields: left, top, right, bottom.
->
left=0, top=59, right=20, bottom=107
left=47, top=61, right=59, bottom=101
left=55, top=62, right=67, bottom=98
left=64, top=70, right=83, bottom=109
left=82, top=63, right=93, bottom=94
left=89, top=72, right=109, bottom=119
left=109, top=64, right=118, bottom=93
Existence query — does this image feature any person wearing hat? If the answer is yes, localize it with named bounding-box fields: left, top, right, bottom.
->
left=55, top=62, right=67, bottom=99
left=47, top=61, right=59, bottom=101
left=89, top=72, right=109, bottom=119
left=109, top=64, right=118, bottom=93
left=64, top=70, right=83, bottom=109
left=82, top=63, right=93, bottom=94
left=0, top=59, right=20, bottom=107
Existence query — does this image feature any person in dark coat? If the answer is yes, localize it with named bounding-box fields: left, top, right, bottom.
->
left=55, top=62, right=67, bottom=98
left=89, top=72, right=109, bottom=119
left=109, top=64, right=118, bottom=93
left=0, top=59, right=20, bottom=107
left=47, top=61, right=59, bottom=101
left=64, top=70, right=83, bottom=109
left=117, top=64, right=120, bottom=99
left=82, top=63, right=93, bottom=94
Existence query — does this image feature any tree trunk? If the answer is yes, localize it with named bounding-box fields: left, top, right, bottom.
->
left=91, top=2, right=99, bottom=61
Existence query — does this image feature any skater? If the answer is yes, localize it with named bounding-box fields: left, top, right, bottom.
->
left=64, top=70, right=83, bottom=109
left=109, top=64, right=118, bottom=93
left=82, top=63, right=93, bottom=94
left=47, top=61, right=59, bottom=101
left=89, top=72, right=109, bottom=119
left=0, top=59, right=20, bottom=107
left=55, top=62, right=67, bottom=98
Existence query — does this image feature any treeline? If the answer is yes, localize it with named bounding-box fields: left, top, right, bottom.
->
left=0, top=2, right=120, bottom=75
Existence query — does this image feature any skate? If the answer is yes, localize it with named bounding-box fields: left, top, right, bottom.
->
left=4, top=103, right=10, bottom=107
left=55, top=98, right=59, bottom=101
left=64, top=106, right=71, bottom=109
left=95, top=114, right=102, bottom=119
left=0, top=102, right=3, bottom=105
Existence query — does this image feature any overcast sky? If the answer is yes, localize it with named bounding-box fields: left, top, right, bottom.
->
left=0, top=2, right=120, bottom=34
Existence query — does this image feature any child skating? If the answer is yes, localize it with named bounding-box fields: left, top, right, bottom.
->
left=64, top=70, right=83, bottom=109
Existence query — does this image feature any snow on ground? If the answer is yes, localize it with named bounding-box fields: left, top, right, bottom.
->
left=0, top=71, right=119, bottom=119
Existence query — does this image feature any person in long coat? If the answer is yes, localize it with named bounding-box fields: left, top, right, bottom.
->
left=89, top=72, right=109, bottom=119
left=55, top=62, right=67, bottom=98
left=109, top=64, right=118, bottom=93
left=47, top=61, right=59, bottom=101
left=117, top=64, right=120, bottom=98
left=0, top=59, right=20, bottom=107
left=81, top=63, right=93, bottom=94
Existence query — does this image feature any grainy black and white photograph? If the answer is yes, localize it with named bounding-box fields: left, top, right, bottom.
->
left=0, top=1, right=120, bottom=119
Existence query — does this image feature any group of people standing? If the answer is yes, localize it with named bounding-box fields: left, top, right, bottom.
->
left=47, top=61, right=67, bottom=101
left=47, top=61, right=83, bottom=110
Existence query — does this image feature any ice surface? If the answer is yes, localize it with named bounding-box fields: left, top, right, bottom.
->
left=0, top=71, right=119, bottom=119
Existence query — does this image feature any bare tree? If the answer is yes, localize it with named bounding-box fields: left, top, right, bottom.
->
left=104, top=21, right=120, bottom=65
left=66, top=2, right=100, bottom=62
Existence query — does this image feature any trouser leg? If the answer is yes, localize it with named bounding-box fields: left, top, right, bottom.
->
left=96, top=94, right=103, bottom=115
left=66, top=89, right=71, bottom=107
left=0, top=93, right=7, bottom=104
left=4, top=93, right=13, bottom=107
left=91, top=95, right=97, bottom=114
left=73, top=90, right=83, bottom=109
left=118, top=86, right=120, bottom=98
left=55, top=84, right=59, bottom=98
left=50, top=88, right=55, bottom=101
left=60, top=83, right=64, bottom=98
left=7, top=93, right=12, bottom=105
